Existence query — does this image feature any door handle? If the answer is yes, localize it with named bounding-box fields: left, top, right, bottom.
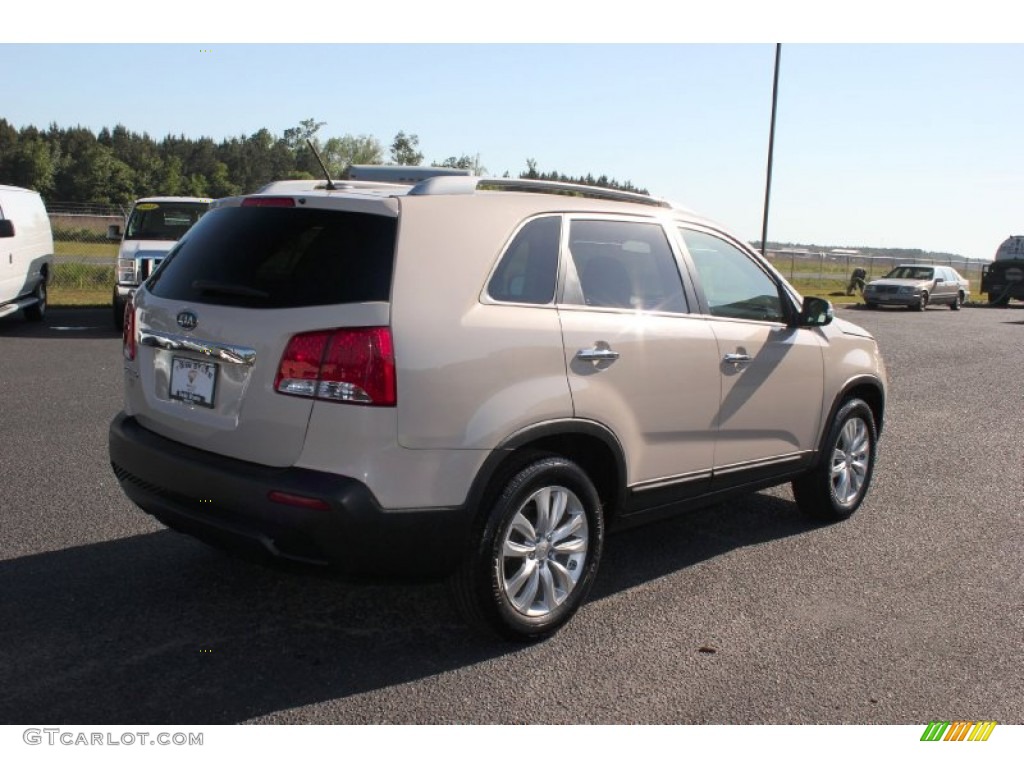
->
left=577, top=347, right=620, bottom=362
left=723, top=353, right=752, bottom=365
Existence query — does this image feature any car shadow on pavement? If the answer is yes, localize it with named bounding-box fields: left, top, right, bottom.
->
left=0, top=491, right=818, bottom=725
left=0, top=306, right=120, bottom=339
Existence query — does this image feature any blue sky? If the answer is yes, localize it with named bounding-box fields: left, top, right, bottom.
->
left=2, top=6, right=1022, bottom=262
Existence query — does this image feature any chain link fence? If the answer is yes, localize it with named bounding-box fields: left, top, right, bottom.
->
left=47, top=204, right=123, bottom=294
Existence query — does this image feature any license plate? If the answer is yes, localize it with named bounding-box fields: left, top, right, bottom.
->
left=169, top=357, right=218, bottom=408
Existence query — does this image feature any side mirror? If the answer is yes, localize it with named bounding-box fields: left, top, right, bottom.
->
left=107, top=224, right=122, bottom=240
left=0, top=220, right=14, bottom=238
left=934, top=277, right=944, bottom=284
left=798, top=296, right=833, bottom=327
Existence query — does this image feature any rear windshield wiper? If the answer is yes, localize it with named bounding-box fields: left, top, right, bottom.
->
left=191, top=280, right=270, bottom=299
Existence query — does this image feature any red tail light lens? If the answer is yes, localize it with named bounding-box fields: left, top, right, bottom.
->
left=275, top=327, right=396, bottom=406
left=122, top=298, right=136, bottom=361
left=241, top=196, right=296, bottom=208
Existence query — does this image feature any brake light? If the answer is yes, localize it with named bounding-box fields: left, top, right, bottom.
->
left=241, top=196, right=296, bottom=208
left=275, top=327, right=396, bottom=406
left=122, top=298, right=136, bottom=361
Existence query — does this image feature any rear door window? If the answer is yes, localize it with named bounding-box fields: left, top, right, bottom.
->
left=147, top=206, right=397, bottom=308
left=564, top=219, right=687, bottom=313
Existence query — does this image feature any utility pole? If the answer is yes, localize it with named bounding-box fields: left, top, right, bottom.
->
left=761, top=44, right=781, bottom=257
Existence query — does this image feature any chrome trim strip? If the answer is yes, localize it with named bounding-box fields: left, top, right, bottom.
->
left=713, top=451, right=810, bottom=475
left=139, top=329, right=256, bottom=367
left=631, top=470, right=713, bottom=492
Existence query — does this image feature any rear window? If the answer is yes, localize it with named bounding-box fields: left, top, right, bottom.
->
left=146, top=206, right=397, bottom=308
left=126, top=202, right=208, bottom=240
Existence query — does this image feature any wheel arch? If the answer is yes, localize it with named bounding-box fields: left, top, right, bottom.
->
left=463, top=419, right=627, bottom=531
left=819, top=376, right=886, bottom=453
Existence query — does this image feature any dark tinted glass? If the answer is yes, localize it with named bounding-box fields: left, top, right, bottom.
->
left=147, top=206, right=397, bottom=308
left=487, top=216, right=560, bottom=304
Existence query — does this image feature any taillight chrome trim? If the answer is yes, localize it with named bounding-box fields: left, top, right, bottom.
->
left=138, top=329, right=257, bottom=367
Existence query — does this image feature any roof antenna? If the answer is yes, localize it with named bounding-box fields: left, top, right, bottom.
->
left=306, top=138, right=337, bottom=190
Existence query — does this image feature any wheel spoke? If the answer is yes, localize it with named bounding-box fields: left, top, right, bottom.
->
left=508, top=560, right=540, bottom=612
left=538, top=563, right=558, bottom=610
left=547, top=559, right=576, bottom=594
left=503, top=538, right=535, bottom=558
left=509, top=511, right=536, bottom=542
left=551, top=511, right=584, bottom=545
left=533, top=488, right=552, bottom=537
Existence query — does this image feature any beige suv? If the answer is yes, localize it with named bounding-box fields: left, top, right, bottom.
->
left=109, top=175, right=887, bottom=640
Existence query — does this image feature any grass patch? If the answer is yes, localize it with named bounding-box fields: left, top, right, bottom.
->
left=55, top=240, right=119, bottom=260
left=50, top=286, right=111, bottom=306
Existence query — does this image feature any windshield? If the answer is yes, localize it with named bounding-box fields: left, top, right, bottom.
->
left=884, top=266, right=933, bottom=280
left=125, top=201, right=209, bottom=241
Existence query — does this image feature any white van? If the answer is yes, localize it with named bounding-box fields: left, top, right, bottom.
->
left=0, top=185, right=54, bottom=323
left=109, top=196, right=211, bottom=329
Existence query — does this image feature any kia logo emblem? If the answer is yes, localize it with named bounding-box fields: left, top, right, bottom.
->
left=177, top=311, right=198, bottom=330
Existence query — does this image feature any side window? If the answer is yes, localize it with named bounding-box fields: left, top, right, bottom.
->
left=566, top=219, right=687, bottom=312
left=487, top=216, right=560, bottom=304
left=680, top=229, right=785, bottom=322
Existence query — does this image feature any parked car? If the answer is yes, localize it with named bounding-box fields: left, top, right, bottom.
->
left=109, top=174, right=887, bottom=640
left=109, top=196, right=211, bottom=329
left=981, top=235, right=1024, bottom=305
left=862, top=265, right=969, bottom=311
left=0, top=184, right=53, bottom=323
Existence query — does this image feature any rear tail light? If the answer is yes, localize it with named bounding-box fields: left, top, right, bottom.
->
left=122, top=298, right=136, bottom=361
left=241, top=196, right=296, bottom=208
left=275, top=327, right=396, bottom=406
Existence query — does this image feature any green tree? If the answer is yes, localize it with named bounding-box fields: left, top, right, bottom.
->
left=322, top=135, right=385, bottom=176
left=390, top=131, right=423, bottom=165
left=434, top=154, right=487, bottom=175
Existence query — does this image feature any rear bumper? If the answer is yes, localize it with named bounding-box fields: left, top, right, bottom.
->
left=108, top=412, right=471, bottom=577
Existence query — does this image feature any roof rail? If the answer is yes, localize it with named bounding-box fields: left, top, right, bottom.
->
left=407, top=176, right=672, bottom=208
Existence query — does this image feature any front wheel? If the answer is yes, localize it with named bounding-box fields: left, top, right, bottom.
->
left=914, top=292, right=929, bottom=311
left=793, top=398, right=877, bottom=522
left=451, top=456, right=604, bottom=641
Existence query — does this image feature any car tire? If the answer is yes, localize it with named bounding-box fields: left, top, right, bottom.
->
left=950, top=292, right=963, bottom=311
left=864, top=302, right=877, bottom=310
left=792, top=398, right=877, bottom=522
left=112, top=292, right=125, bottom=331
left=24, top=278, right=47, bottom=322
left=989, top=292, right=1009, bottom=307
left=914, top=292, right=928, bottom=311
left=451, top=455, right=604, bottom=641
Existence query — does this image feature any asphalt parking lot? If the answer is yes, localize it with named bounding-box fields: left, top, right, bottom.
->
left=0, top=303, right=1021, bottom=725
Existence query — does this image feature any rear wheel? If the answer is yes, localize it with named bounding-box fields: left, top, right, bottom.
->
left=950, top=292, right=963, bottom=311
left=793, top=398, right=877, bottom=522
left=24, top=279, right=47, bottom=322
left=112, top=291, right=125, bottom=330
left=451, top=455, right=604, bottom=641
left=989, top=292, right=1009, bottom=306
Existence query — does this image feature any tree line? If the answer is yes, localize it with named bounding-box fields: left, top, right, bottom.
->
left=0, top=117, right=646, bottom=205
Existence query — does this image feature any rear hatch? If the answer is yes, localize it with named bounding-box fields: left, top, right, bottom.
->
left=126, top=194, right=399, bottom=467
